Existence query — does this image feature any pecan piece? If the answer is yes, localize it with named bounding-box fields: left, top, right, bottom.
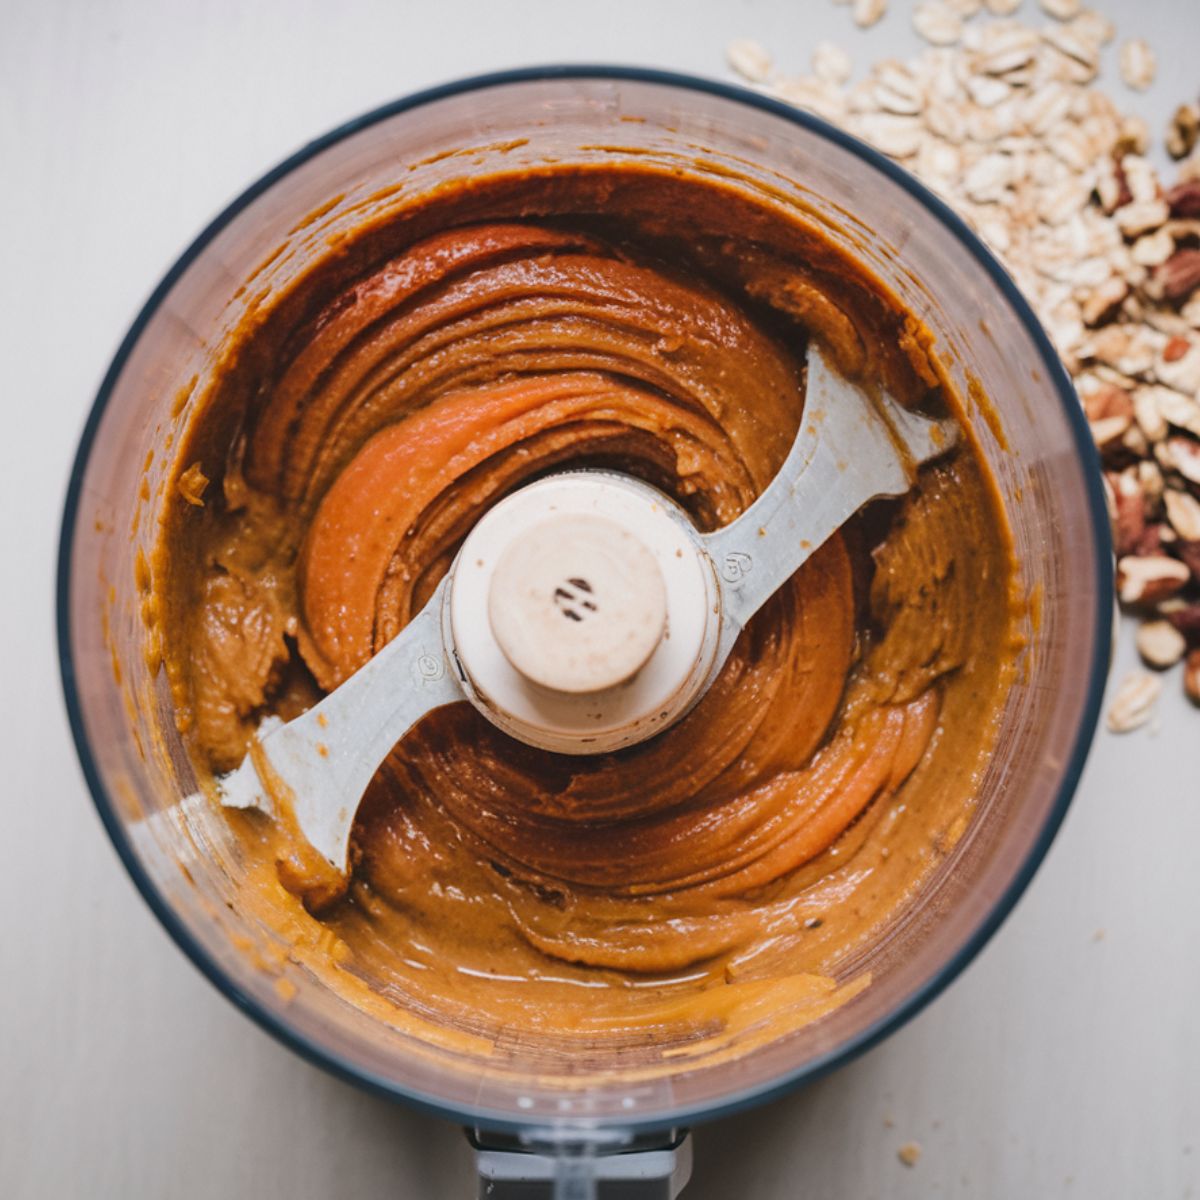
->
left=1108, top=469, right=1146, bottom=556
left=1166, top=179, right=1200, bottom=219
left=1136, top=618, right=1187, bottom=668
left=1152, top=249, right=1200, bottom=303
left=1186, top=650, right=1200, bottom=705
left=1117, top=554, right=1191, bottom=604
left=1161, top=600, right=1200, bottom=641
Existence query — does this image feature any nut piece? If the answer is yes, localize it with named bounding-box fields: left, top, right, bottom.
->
left=1109, top=469, right=1146, bottom=555
left=727, top=39, right=772, bottom=83
left=1118, top=38, right=1156, bottom=92
left=1185, top=650, right=1200, bottom=705
left=1133, top=388, right=1169, bottom=443
left=1136, top=619, right=1187, bottom=669
left=1156, top=388, right=1200, bottom=438
left=853, top=0, right=888, bottom=28
left=1160, top=436, right=1200, bottom=485
left=1152, top=250, right=1200, bottom=304
left=1117, top=554, right=1191, bottom=605
left=1132, top=229, right=1175, bottom=268
left=1104, top=465, right=1142, bottom=554
left=1162, top=600, right=1200, bottom=638
left=1165, top=489, right=1200, bottom=542
left=743, top=6, right=1199, bottom=722
left=1178, top=540, right=1200, bottom=582
left=1115, top=200, right=1169, bottom=240
left=1081, top=277, right=1129, bottom=326
left=1167, top=180, right=1200, bottom=219
left=897, top=1141, right=923, bottom=1167
left=1106, top=669, right=1161, bottom=732
left=1167, top=105, right=1200, bottom=161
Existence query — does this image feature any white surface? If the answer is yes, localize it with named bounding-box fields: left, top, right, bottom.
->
left=2, top=0, right=1197, bottom=1196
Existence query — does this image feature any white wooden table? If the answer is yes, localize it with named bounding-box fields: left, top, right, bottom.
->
left=2, top=1, right=1196, bottom=1195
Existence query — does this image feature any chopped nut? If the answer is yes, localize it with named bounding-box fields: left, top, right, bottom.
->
left=1132, top=522, right=1168, bottom=558
left=1165, top=489, right=1200, bottom=541
left=1118, top=38, right=1156, bottom=92
left=1179, top=540, right=1200, bottom=582
left=1133, top=388, right=1170, bottom=443
left=1166, top=180, right=1200, bottom=219
left=1163, top=335, right=1191, bottom=363
left=1137, top=459, right=1166, bottom=505
left=1151, top=250, right=1200, bottom=304
left=1106, top=669, right=1161, bottom=732
left=1089, top=413, right=1132, bottom=452
left=1095, top=162, right=1126, bottom=214
left=1122, top=422, right=1150, bottom=459
left=1115, top=200, right=1169, bottom=239
left=1167, top=106, right=1200, bottom=161
left=1154, top=390, right=1200, bottom=442
left=1136, top=619, right=1187, bottom=668
left=1116, top=116, right=1151, bottom=157
left=743, top=18, right=1199, bottom=716
left=1109, top=468, right=1146, bottom=555
left=1159, top=436, right=1200, bottom=485
left=1158, top=344, right=1200, bottom=396
left=1082, top=382, right=1134, bottom=422
left=1186, top=650, right=1200, bottom=704
left=1117, top=554, right=1191, bottom=605
left=897, top=1141, right=923, bottom=1167
left=853, top=0, right=888, bottom=28
left=1131, top=229, right=1175, bottom=268
left=176, top=462, right=209, bottom=507
left=727, top=39, right=773, bottom=83
left=1160, top=598, right=1200, bottom=634
left=1081, top=277, right=1129, bottom=326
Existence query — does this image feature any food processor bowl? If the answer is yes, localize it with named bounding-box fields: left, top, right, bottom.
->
left=58, top=68, right=1112, bottom=1195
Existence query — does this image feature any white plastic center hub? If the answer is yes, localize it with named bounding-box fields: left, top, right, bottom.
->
left=448, top=472, right=720, bottom=755
left=488, top=513, right=668, bottom=695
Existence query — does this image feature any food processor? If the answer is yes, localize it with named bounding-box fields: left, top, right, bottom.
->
left=57, top=68, right=1112, bottom=1198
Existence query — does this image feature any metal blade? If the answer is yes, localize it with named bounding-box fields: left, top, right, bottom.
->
left=218, top=576, right=462, bottom=871
left=703, top=343, right=957, bottom=657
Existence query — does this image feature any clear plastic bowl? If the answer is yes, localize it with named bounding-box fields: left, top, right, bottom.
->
left=57, top=68, right=1111, bottom=1141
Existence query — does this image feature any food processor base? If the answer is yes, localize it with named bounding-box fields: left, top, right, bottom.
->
left=470, top=1128, right=692, bottom=1199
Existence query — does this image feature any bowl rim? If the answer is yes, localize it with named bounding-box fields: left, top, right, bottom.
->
left=56, top=63, right=1114, bottom=1136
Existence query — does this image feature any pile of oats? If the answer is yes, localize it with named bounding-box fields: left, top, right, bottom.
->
left=727, top=3, right=1200, bottom=727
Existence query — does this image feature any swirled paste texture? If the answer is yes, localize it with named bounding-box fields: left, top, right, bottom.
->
left=156, top=167, right=1021, bottom=1060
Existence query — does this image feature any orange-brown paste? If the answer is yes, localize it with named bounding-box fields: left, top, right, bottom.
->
left=154, top=165, right=1022, bottom=1061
